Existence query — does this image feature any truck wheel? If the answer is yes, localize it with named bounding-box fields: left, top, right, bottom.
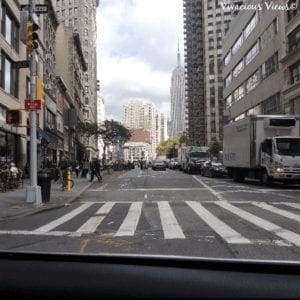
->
left=261, top=171, right=272, bottom=186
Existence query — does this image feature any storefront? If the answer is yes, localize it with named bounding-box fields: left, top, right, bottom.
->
left=0, top=129, right=19, bottom=165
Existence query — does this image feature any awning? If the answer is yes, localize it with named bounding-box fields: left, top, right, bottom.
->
left=37, top=127, right=50, bottom=143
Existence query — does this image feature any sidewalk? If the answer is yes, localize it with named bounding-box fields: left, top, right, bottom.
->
left=0, top=169, right=125, bottom=222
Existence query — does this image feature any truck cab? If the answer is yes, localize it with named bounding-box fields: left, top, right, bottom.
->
left=182, top=146, right=210, bottom=174
left=261, top=136, right=300, bottom=184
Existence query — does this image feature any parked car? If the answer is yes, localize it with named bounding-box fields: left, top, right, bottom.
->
left=168, top=158, right=178, bottom=169
left=201, top=160, right=227, bottom=178
left=152, top=159, right=167, bottom=171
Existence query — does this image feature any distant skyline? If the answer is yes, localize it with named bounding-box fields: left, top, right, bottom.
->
left=96, top=0, right=184, bottom=121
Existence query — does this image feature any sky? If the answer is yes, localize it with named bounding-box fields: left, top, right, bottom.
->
left=96, top=0, right=184, bottom=122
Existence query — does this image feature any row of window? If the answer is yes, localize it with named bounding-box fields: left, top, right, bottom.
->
left=232, top=93, right=281, bottom=122
left=224, top=18, right=278, bottom=89
left=57, top=6, right=89, bottom=18
left=1, top=2, right=19, bottom=52
left=225, top=52, right=279, bottom=108
left=224, top=12, right=258, bottom=66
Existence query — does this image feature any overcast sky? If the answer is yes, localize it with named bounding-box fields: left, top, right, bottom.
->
left=96, top=0, right=184, bottom=122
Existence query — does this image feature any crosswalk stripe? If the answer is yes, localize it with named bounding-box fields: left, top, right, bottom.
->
left=158, top=201, right=185, bottom=239
left=252, top=202, right=300, bottom=223
left=115, top=202, right=143, bottom=236
left=33, top=203, right=94, bottom=233
left=216, top=201, right=300, bottom=247
left=76, top=202, right=115, bottom=234
left=186, top=201, right=251, bottom=244
left=284, top=203, right=300, bottom=210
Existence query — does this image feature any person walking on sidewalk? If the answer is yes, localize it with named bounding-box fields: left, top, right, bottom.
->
left=90, top=158, right=102, bottom=182
left=58, top=156, right=70, bottom=190
left=74, top=160, right=81, bottom=178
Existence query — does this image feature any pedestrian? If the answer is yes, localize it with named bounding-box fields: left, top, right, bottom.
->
left=90, top=158, right=102, bottom=182
left=82, top=158, right=90, bottom=178
left=75, top=160, right=81, bottom=178
left=58, top=155, right=69, bottom=190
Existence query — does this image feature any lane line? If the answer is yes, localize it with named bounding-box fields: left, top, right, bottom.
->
left=76, top=202, right=115, bottom=234
left=216, top=201, right=300, bottom=247
left=252, top=202, right=300, bottom=222
left=115, top=202, right=143, bottom=236
left=192, top=176, right=225, bottom=200
left=158, top=201, right=185, bottom=239
left=186, top=201, right=251, bottom=244
left=0, top=230, right=71, bottom=236
left=33, top=203, right=94, bottom=233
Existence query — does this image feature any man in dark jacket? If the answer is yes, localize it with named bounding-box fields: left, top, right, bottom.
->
left=90, top=158, right=102, bottom=182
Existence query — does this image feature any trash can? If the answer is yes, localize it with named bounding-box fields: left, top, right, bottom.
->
left=38, top=170, right=51, bottom=203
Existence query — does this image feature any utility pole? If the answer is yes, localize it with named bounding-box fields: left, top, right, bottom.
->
left=26, top=0, right=42, bottom=204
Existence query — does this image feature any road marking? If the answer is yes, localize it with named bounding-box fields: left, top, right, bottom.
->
left=33, top=203, right=94, bottom=233
left=186, top=201, right=251, bottom=244
left=76, top=202, right=115, bottom=234
left=216, top=201, right=300, bottom=247
left=252, top=202, right=300, bottom=222
left=0, top=230, right=70, bottom=236
left=283, top=203, right=300, bottom=210
left=192, top=176, right=225, bottom=200
left=119, top=188, right=207, bottom=191
left=158, top=201, right=185, bottom=239
left=115, top=202, right=143, bottom=236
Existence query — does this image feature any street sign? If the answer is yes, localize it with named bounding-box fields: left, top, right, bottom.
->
left=25, top=99, right=42, bottom=110
left=21, top=4, right=48, bottom=14
left=15, top=60, right=30, bottom=69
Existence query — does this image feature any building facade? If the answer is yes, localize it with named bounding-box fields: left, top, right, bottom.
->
left=123, top=101, right=157, bottom=159
left=183, top=0, right=243, bottom=146
left=222, top=2, right=292, bottom=122
left=170, top=45, right=185, bottom=137
left=55, top=0, right=99, bottom=159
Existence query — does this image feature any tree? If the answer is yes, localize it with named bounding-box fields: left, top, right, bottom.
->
left=209, top=140, right=222, bottom=157
left=179, top=133, right=192, bottom=146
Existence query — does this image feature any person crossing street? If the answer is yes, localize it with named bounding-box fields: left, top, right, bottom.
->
left=90, top=158, right=102, bottom=182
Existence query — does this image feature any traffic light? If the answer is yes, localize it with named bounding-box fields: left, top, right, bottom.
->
left=6, top=110, right=22, bottom=125
left=26, top=20, right=39, bottom=54
left=36, top=76, right=45, bottom=104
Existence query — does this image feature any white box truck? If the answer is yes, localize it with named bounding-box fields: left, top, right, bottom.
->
left=223, top=115, right=300, bottom=185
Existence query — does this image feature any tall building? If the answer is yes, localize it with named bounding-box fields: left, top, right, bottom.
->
left=222, top=2, right=300, bottom=122
left=55, top=0, right=99, bottom=159
left=170, top=44, right=186, bottom=137
left=183, top=0, right=240, bottom=145
left=123, top=101, right=157, bottom=159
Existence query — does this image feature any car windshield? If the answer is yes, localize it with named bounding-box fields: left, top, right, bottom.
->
left=276, top=139, right=300, bottom=156
left=0, top=0, right=299, bottom=271
left=190, top=152, right=209, bottom=158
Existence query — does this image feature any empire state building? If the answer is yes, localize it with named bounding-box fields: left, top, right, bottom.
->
left=170, top=45, right=186, bottom=137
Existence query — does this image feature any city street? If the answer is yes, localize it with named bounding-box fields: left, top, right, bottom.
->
left=0, top=168, right=299, bottom=260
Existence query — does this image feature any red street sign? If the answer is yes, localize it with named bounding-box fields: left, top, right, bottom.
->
left=25, top=99, right=42, bottom=110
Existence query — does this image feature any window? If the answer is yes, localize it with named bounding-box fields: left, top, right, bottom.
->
left=288, top=25, right=300, bottom=53
left=85, top=6, right=88, bottom=13
left=69, top=8, right=72, bottom=15
left=246, top=70, right=260, bottom=93
left=61, top=9, right=65, bottom=17
left=290, top=61, right=300, bottom=84
left=261, top=52, right=278, bottom=79
left=232, top=34, right=243, bottom=55
left=224, top=51, right=231, bottom=65
left=74, top=7, right=78, bottom=16
left=245, top=42, right=259, bottom=65
left=287, top=0, right=299, bottom=22
left=1, top=3, right=19, bottom=52
left=233, top=59, right=244, bottom=77
left=0, top=52, right=18, bottom=97
left=233, top=84, right=245, bottom=102
left=224, top=73, right=232, bottom=88
left=46, top=109, right=56, bottom=130
left=225, top=94, right=232, bottom=108
left=243, top=13, right=257, bottom=40
left=261, top=18, right=278, bottom=49
left=261, top=93, right=281, bottom=114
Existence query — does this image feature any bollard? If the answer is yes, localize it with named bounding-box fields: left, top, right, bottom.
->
left=67, top=169, right=71, bottom=192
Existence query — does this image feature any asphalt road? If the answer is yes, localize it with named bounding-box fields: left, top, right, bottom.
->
left=0, top=167, right=299, bottom=261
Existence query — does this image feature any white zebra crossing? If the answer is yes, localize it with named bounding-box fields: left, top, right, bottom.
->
left=76, top=202, right=115, bottom=234
left=0, top=201, right=299, bottom=247
left=158, top=201, right=185, bottom=239
left=186, top=201, right=251, bottom=244
left=114, top=202, right=143, bottom=236
left=215, top=201, right=300, bottom=247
